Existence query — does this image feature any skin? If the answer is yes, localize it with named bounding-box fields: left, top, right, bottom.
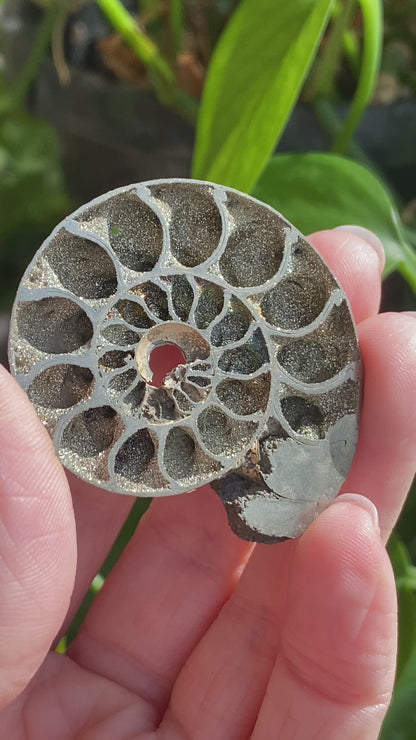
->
left=0, top=228, right=416, bottom=739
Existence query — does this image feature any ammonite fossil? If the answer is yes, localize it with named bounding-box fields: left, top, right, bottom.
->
left=8, top=179, right=362, bottom=544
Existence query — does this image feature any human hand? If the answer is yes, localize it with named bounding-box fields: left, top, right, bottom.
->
left=1, top=228, right=416, bottom=739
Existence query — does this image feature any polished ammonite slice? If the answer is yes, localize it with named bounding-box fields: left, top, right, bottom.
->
left=8, top=179, right=362, bottom=543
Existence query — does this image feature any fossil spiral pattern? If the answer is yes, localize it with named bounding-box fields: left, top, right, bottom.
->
left=8, top=180, right=362, bottom=543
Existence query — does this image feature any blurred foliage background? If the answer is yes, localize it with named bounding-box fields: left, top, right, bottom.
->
left=1, top=1, right=416, bottom=735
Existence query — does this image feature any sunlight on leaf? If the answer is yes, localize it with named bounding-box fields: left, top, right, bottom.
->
left=254, top=152, right=416, bottom=293
left=192, top=0, right=334, bottom=192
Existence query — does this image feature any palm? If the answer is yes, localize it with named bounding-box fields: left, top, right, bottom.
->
left=1, top=229, right=415, bottom=740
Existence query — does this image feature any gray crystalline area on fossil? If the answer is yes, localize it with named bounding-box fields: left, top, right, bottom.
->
left=8, top=180, right=362, bottom=543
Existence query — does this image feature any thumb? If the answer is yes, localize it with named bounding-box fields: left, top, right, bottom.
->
left=254, top=493, right=397, bottom=738
left=0, top=366, right=76, bottom=709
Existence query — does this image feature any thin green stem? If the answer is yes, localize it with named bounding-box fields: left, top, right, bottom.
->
left=96, top=0, right=175, bottom=91
left=97, top=0, right=198, bottom=121
left=174, top=89, right=199, bottom=125
left=12, top=0, right=61, bottom=106
left=170, top=0, right=184, bottom=57
left=343, top=28, right=360, bottom=75
left=404, top=227, right=416, bottom=250
left=397, top=566, right=416, bottom=591
left=313, top=97, right=373, bottom=167
left=398, top=242, right=416, bottom=297
left=333, top=0, right=383, bottom=153
left=91, top=573, right=105, bottom=593
left=308, top=0, right=357, bottom=100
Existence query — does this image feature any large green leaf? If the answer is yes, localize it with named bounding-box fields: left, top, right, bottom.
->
left=388, top=534, right=416, bottom=681
left=396, top=480, right=416, bottom=565
left=381, top=639, right=416, bottom=739
left=192, top=0, right=334, bottom=192
left=253, top=152, right=416, bottom=292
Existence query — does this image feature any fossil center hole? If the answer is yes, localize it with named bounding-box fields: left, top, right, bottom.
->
left=135, top=322, right=210, bottom=387
left=149, top=344, right=186, bottom=388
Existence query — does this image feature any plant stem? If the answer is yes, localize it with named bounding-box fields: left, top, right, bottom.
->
left=96, top=0, right=175, bottom=90
left=398, top=241, right=416, bottom=296
left=313, top=97, right=373, bottom=167
left=397, top=567, right=416, bottom=591
left=97, top=0, right=198, bottom=122
left=12, top=0, right=61, bottom=106
left=308, top=0, right=357, bottom=100
left=333, top=0, right=383, bottom=153
left=343, top=28, right=360, bottom=75
left=174, top=89, right=199, bottom=125
left=404, top=227, right=416, bottom=250
left=170, top=0, right=184, bottom=57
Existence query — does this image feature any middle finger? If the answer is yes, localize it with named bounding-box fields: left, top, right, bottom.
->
left=66, top=229, right=383, bottom=712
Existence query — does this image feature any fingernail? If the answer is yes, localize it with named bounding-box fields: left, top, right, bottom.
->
left=334, top=225, right=385, bottom=269
left=332, top=493, right=380, bottom=534
left=403, top=312, right=416, bottom=319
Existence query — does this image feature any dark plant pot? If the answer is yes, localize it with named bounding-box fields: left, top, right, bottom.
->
left=32, top=62, right=194, bottom=204
left=279, top=101, right=416, bottom=203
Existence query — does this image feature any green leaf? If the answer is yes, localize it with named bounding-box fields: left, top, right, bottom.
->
left=381, top=623, right=416, bottom=739
left=170, top=0, right=184, bottom=56
left=388, top=533, right=416, bottom=680
left=396, top=479, right=416, bottom=564
left=380, top=532, right=416, bottom=738
left=253, top=152, right=416, bottom=293
left=381, top=645, right=416, bottom=739
left=192, top=0, right=334, bottom=192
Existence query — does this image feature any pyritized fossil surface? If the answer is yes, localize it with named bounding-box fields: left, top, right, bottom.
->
left=8, top=179, right=362, bottom=544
